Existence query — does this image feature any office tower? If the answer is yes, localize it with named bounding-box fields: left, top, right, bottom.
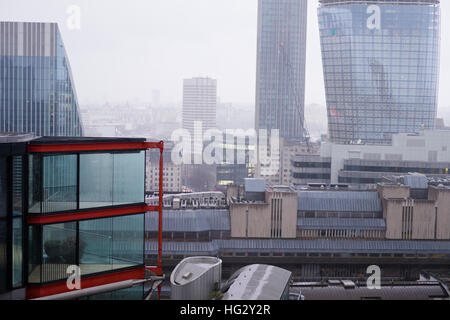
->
left=318, top=0, right=441, bottom=144
left=0, top=22, right=83, bottom=137
left=255, top=0, right=308, bottom=141
left=182, top=77, right=217, bottom=137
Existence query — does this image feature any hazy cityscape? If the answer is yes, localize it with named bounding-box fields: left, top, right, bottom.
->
left=1, top=0, right=450, bottom=307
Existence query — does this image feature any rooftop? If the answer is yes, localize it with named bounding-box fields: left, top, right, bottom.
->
left=221, top=264, right=291, bottom=300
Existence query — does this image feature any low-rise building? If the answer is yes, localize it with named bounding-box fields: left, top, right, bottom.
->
left=291, top=130, right=450, bottom=188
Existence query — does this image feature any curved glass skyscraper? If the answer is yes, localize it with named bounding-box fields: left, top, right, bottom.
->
left=0, top=22, right=83, bottom=137
left=318, top=0, right=440, bottom=144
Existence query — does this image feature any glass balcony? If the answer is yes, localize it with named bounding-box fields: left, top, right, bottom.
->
left=28, top=151, right=145, bottom=214
left=28, top=214, right=144, bottom=284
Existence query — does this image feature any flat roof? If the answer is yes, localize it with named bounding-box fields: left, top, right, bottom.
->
left=30, top=136, right=146, bottom=144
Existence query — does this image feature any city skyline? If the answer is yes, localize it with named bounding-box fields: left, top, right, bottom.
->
left=1, top=0, right=449, bottom=115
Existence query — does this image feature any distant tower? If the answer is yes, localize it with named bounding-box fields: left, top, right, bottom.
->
left=255, top=0, right=308, bottom=141
left=182, top=77, right=217, bottom=138
left=318, top=0, right=441, bottom=144
left=152, top=89, right=160, bottom=107
left=0, top=22, right=83, bottom=136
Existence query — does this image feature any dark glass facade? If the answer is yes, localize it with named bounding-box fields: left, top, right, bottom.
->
left=255, top=0, right=308, bottom=140
left=318, top=0, right=440, bottom=144
left=0, top=156, right=7, bottom=293
left=0, top=22, right=83, bottom=137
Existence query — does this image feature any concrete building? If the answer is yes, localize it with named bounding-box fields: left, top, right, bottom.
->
left=229, top=183, right=298, bottom=239
left=255, top=0, right=308, bottom=141
left=145, top=176, right=450, bottom=283
left=257, top=138, right=320, bottom=186
left=292, top=130, right=450, bottom=187
left=182, top=77, right=217, bottom=142
left=146, top=146, right=182, bottom=194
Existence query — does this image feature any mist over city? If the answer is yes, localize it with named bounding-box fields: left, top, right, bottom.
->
left=1, top=0, right=450, bottom=307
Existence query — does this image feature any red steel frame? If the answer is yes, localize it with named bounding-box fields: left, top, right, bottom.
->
left=27, top=140, right=165, bottom=299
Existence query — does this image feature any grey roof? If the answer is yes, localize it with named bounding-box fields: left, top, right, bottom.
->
left=291, top=284, right=449, bottom=300
left=298, top=191, right=382, bottom=212
left=222, top=265, right=292, bottom=300
left=145, top=209, right=230, bottom=232
left=146, top=241, right=219, bottom=256
left=297, top=218, right=386, bottom=231
left=244, top=178, right=266, bottom=193
left=403, top=174, right=428, bottom=189
left=146, top=239, right=450, bottom=255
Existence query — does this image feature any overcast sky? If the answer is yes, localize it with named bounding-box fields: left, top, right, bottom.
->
left=1, top=0, right=450, bottom=113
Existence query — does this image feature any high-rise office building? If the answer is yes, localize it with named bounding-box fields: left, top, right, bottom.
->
left=318, top=0, right=441, bottom=144
left=0, top=22, right=83, bottom=137
left=255, top=0, right=308, bottom=141
left=182, top=77, right=217, bottom=138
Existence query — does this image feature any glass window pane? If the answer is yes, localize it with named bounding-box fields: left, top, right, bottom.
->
left=80, top=214, right=144, bottom=276
left=79, top=218, right=113, bottom=275
left=0, top=156, right=8, bottom=218
left=80, top=153, right=113, bottom=209
left=12, top=218, right=23, bottom=288
left=112, top=214, right=144, bottom=270
left=42, top=155, right=77, bottom=213
left=12, top=156, right=23, bottom=217
left=42, top=222, right=77, bottom=283
left=28, top=225, right=41, bottom=284
left=0, top=219, right=7, bottom=293
left=113, top=151, right=145, bottom=205
left=28, top=155, right=42, bottom=214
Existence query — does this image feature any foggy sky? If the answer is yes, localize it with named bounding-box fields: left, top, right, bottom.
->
left=1, top=0, right=450, bottom=114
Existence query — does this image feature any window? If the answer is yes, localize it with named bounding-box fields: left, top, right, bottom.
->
left=29, top=151, right=146, bottom=212
left=41, top=222, right=77, bottom=283
left=80, top=214, right=144, bottom=276
left=28, top=214, right=144, bottom=284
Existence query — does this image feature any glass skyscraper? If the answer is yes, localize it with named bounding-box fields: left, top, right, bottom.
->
left=318, top=0, right=440, bottom=144
left=0, top=22, right=83, bottom=137
left=255, top=0, right=308, bottom=141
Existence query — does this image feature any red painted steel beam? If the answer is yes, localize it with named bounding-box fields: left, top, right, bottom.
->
left=158, top=142, right=164, bottom=271
left=26, top=267, right=145, bottom=299
left=145, top=266, right=163, bottom=276
left=28, top=141, right=164, bottom=153
left=27, top=204, right=159, bottom=224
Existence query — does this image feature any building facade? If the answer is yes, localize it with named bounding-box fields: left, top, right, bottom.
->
left=0, top=22, right=83, bottom=137
left=146, top=145, right=182, bottom=193
left=182, top=77, right=217, bottom=141
left=145, top=178, right=450, bottom=282
left=0, top=135, right=162, bottom=300
left=255, top=0, right=308, bottom=141
left=318, top=0, right=441, bottom=144
left=291, top=130, right=450, bottom=187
